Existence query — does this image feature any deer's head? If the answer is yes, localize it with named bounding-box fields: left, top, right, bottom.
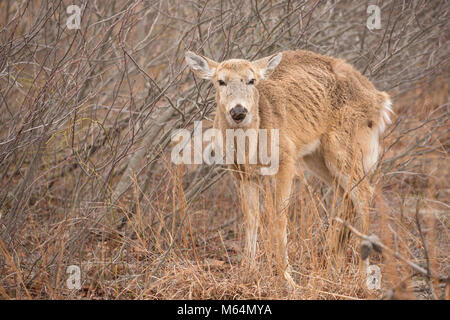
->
left=185, top=52, right=282, bottom=128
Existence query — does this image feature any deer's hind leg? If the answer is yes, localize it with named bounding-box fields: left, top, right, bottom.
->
left=320, top=132, right=374, bottom=238
left=301, top=147, right=356, bottom=249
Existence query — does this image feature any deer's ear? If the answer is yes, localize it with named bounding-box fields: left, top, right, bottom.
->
left=252, top=53, right=282, bottom=79
left=185, top=51, right=218, bottom=80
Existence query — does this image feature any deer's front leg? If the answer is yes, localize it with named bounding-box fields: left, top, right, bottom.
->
left=273, top=166, right=298, bottom=289
left=240, top=180, right=260, bottom=266
left=271, top=160, right=294, bottom=276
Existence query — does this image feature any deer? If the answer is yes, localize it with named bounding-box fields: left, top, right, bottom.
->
left=185, top=49, right=392, bottom=284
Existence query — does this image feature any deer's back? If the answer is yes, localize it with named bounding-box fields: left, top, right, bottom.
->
left=257, top=50, right=389, bottom=147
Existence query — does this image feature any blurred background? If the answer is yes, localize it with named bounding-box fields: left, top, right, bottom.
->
left=0, top=0, right=448, bottom=299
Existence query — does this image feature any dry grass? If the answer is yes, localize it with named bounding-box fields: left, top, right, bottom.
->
left=0, top=0, right=448, bottom=300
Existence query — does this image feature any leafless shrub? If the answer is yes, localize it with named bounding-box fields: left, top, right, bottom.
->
left=0, top=0, right=448, bottom=299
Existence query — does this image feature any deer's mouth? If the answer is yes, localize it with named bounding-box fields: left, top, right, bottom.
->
left=230, top=105, right=248, bottom=123
left=232, top=113, right=246, bottom=123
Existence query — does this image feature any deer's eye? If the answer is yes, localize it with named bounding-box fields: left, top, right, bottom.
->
left=247, top=79, right=256, bottom=85
left=218, top=80, right=226, bottom=86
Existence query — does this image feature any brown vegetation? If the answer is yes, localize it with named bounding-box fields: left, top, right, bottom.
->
left=0, top=0, right=448, bottom=299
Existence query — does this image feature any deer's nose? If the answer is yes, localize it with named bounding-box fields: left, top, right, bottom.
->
left=230, top=104, right=247, bottom=123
